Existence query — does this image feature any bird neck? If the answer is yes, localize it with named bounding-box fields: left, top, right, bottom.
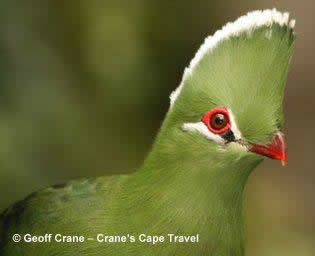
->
left=129, top=124, right=262, bottom=255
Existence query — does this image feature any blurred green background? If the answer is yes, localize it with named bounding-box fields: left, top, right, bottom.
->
left=0, top=1, right=314, bottom=255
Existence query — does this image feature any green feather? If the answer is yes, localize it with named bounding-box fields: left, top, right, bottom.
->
left=0, top=9, right=295, bottom=256
left=172, top=24, right=294, bottom=144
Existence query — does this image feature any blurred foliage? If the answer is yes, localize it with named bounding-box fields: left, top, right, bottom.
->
left=0, top=0, right=314, bottom=255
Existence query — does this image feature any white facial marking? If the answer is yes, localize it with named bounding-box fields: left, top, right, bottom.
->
left=183, top=122, right=225, bottom=144
left=169, top=9, right=295, bottom=108
left=182, top=109, right=243, bottom=145
left=227, top=108, right=242, bottom=141
left=229, top=141, right=249, bottom=152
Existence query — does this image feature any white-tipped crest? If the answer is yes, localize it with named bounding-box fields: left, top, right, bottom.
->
left=169, top=9, right=295, bottom=108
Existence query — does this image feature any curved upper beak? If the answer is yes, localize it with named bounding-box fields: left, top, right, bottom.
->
left=249, top=132, right=287, bottom=166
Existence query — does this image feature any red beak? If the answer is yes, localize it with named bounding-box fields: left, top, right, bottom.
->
left=249, top=132, right=287, bottom=166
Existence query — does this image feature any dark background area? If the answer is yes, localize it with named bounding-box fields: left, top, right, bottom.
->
left=0, top=1, right=314, bottom=255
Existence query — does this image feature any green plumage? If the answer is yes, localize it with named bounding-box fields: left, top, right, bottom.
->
left=174, top=25, right=294, bottom=144
left=0, top=10, right=295, bottom=256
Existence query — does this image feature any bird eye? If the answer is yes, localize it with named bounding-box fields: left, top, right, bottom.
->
left=211, top=113, right=228, bottom=129
left=201, top=107, right=231, bottom=134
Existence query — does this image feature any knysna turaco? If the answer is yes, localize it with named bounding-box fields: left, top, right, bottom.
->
left=0, top=9, right=295, bottom=256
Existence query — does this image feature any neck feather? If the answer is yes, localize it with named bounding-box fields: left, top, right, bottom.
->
left=129, top=129, right=262, bottom=255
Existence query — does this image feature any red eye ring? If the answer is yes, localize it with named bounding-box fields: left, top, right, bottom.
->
left=201, top=107, right=231, bottom=134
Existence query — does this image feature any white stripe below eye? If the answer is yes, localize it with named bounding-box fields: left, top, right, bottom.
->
left=182, top=122, right=225, bottom=144
left=182, top=108, right=242, bottom=144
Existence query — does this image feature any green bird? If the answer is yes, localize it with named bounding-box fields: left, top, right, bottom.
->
left=0, top=9, right=295, bottom=256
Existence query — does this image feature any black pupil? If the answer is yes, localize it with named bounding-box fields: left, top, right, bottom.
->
left=214, top=114, right=225, bottom=125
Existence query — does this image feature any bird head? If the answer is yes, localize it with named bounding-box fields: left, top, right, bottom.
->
left=163, top=9, right=295, bottom=168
